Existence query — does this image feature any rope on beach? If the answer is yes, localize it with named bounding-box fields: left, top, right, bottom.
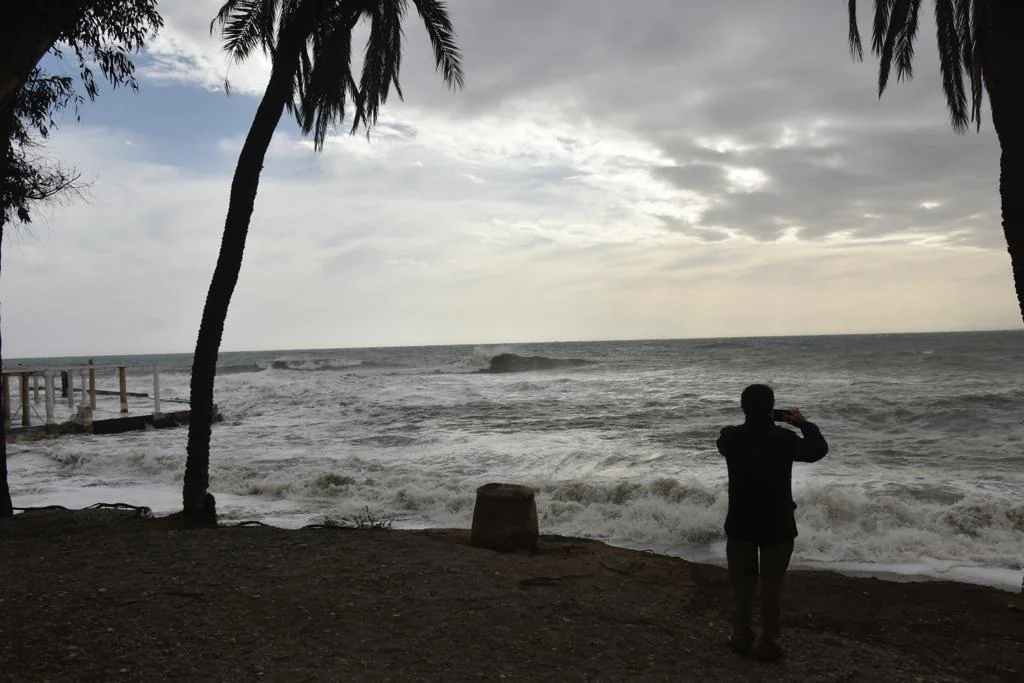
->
left=225, top=520, right=380, bottom=530
left=11, top=504, right=70, bottom=513
left=85, top=503, right=153, bottom=518
left=228, top=506, right=394, bottom=530
left=12, top=502, right=153, bottom=518
left=226, top=520, right=353, bottom=530
left=228, top=520, right=341, bottom=528
left=12, top=507, right=387, bottom=529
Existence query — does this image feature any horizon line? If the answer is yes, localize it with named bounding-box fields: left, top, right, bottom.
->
left=5, top=327, right=1022, bottom=363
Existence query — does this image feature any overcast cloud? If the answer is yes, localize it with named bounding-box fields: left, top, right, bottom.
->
left=2, top=0, right=1016, bottom=357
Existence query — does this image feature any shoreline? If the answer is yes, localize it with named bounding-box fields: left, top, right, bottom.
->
left=790, top=558, right=1023, bottom=593
left=2, top=508, right=1022, bottom=681
left=11, top=505, right=1022, bottom=594
left=587, top=537, right=1024, bottom=594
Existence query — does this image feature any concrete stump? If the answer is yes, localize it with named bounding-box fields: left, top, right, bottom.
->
left=470, top=483, right=538, bottom=552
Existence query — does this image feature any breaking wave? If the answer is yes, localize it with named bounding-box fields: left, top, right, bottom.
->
left=42, top=439, right=1020, bottom=575
left=219, top=472, right=1024, bottom=575
left=268, top=358, right=399, bottom=371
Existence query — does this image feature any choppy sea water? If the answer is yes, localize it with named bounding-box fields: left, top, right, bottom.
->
left=7, top=331, right=1024, bottom=590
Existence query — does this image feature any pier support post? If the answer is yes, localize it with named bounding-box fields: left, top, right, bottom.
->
left=152, top=367, right=161, bottom=416
left=79, top=370, right=86, bottom=403
left=32, top=374, right=39, bottom=403
left=19, top=372, right=30, bottom=427
left=44, top=372, right=55, bottom=425
left=118, top=366, right=128, bottom=414
left=1, top=375, right=10, bottom=427
left=88, top=362, right=96, bottom=411
left=67, top=371, right=75, bottom=408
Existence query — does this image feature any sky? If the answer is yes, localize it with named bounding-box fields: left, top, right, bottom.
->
left=3, top=0, right=1019, bottom=357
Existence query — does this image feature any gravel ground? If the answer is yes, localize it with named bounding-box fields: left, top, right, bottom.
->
left=1, top=509, right=1021, bottom=682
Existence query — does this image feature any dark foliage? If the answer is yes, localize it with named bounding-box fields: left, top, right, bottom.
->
left=1, top=70, right=84, bottom=228
left=49, top=0, right=163, bottom=102
left=0, top=1, right=163, bottom=115
left=848, top=2, right=1024, bottom=325
left=212, top=0, right=464, bottom=147
left=1, top=1, right=163, bottom=518
left=848, top=0, right=986, bottom=133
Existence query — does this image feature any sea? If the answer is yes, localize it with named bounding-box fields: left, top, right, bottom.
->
left=6, top=330, right=1024, bottom=591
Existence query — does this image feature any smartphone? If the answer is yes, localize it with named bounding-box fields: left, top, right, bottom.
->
left=772, top=409, right=791, bottom=422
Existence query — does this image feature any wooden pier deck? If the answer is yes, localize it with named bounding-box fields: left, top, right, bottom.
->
left=1, top=363, right=219, bottom=441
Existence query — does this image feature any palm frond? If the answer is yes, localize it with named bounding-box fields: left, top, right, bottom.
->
left=412, top=0, right=465, bottom=90
left=212, top=0, right=280, bottom=62
left=849, top=0, right=864, bottom=61
left=220, top=0, right=463, bottom=148
left=385, top=0, right=406, bottom=103
left=954, top=0, right=973, bottom=74
left=970, top=0, right=989, bottom=130
left=934, top=0, right=968, bottom=132
left=277, top=0, right=307, bottom=35
left=353, top=3, right=388, bottom=132
left=854, top=0, right=989, bottom=133
left=871, top=0, right=897, bottom=54
left=211, top=0, right=249, bottom=34
left=299, top=4, right=359, bottom=148
left=289, top=42, right=315, bottom=117
left=877, top=0, right=911, bottom=94
left=353, top=0, right=406, bottom=134
left=894, top=0, right=922, bottom=82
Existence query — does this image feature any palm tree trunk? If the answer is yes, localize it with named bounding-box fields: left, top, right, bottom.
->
left=0, top=220, right=10, bottom=518
left=1, top=106, right=14, bottom=518
left=181, top=62, right=295, bottom=523
left=987, top=2, right=1024, bottom=324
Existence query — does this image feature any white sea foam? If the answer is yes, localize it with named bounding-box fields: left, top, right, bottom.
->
left=7, top=333, right=1024, bottom=590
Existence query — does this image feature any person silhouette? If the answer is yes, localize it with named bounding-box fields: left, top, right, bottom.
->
left=717, top=383, right=828, bottom=661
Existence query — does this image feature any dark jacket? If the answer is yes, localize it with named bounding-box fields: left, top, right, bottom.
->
left=716, top=419, right=828, bottom=543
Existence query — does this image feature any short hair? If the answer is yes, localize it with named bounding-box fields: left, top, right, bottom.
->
left=740, top=384, right=774, bottom=417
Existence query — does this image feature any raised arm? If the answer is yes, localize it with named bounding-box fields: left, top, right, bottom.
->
left=785, top=408, right=828, bottom=463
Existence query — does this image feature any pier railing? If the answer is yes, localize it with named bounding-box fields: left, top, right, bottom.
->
left=1, top=363, right=168, bottom=430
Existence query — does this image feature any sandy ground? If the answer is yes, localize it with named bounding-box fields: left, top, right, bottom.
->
left=1, top=509, right=1022, bottom=682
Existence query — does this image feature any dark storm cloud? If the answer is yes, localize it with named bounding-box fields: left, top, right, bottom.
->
left=155, top=1, right=1002, bottom=250
left=385, top=0, right=1002, bottom=249
left=401, top=0, right=891, bottom=115
left=654, top=125, right=1000, bottom=247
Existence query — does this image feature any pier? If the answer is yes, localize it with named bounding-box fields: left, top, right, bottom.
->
left=1, top=363, right=217, bottom=441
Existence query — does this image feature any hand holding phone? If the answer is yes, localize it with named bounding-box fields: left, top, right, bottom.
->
left=773, top=408, right=809, bottom=426
left=787, top=408, right=809, bottom=426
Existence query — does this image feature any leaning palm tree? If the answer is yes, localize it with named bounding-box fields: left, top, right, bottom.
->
left=181, top=0, right=463, bottom=524
left=847, top=1, right=1024, bottom=323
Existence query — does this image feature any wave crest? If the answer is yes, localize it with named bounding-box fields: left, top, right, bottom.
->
left=478, top=353, right=593, bottom=373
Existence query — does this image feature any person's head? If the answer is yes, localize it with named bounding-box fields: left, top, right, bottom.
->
left=740, top=384, right=774, bottom=419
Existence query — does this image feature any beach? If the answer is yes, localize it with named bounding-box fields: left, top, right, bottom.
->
left=1, top=509, right=1021, bottom=682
